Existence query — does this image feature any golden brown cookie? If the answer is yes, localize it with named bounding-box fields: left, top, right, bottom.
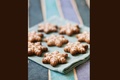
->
left=44, top=35, right=68, bottom=47
left=59, top=23, right=80, bottom=36
left=42, top=51, right=68, bottom=67
left=38, top=23, right=58, bottom=33
left=28, top=42, right=48, bottom=56
left=28, top=31, right=43, bottom=42
left=64, top=42, right=88, bottom=55
left=76, top=31, right=90, bottom=44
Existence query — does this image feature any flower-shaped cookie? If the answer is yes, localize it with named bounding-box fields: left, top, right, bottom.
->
left=64, top=42, right=88, bottom=55
left=28, top=42, right=48, bottom=56
left=59, top=23, right=80, bottom=36
left=38, top=23, right=58, bottom=33
left=28, top=31, right=43, bottom=42
left=44, top=35, right=68, bottom=47
left=42, top=51, right=68, bottom=67
left=76, top=31, right=90, bottom=44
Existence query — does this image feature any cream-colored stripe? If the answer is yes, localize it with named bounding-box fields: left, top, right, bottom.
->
left=86, top=0, right=90, bottom=8
left=40, top=0, right=46, bottom=21
left=71, top=0, right=84, bottom=26
left=48, top=69, right=51, bottom=80
left=56, top=0, right=64, bottom=18
left=74, top=69, right=78, bottom=80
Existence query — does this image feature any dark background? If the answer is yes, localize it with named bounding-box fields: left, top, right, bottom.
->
left=0, top=0, right=120, bottom=80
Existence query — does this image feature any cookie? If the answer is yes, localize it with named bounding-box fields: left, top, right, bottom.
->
left=59, top=23, right=80, bottom=36
left=42, top=51, right=68, bottom=67
left=44, top=35, right=68, bottom=47
left=28, top=42, right=48, bottom=56
left=28, top=31, right=43, bottom=42
left=64, top=42, right=88, bottom=55
left=38, top=23, right=58, bottom=33
left=76, top=31, right=90, bottom=44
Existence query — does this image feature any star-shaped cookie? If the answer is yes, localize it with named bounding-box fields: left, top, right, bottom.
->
left=59, top=23, right=80, bottom=36
left=44, top=35, right=68, bottom=47
left=38, top=23, right=58, bottom=33
left=76, top=31, right=90, bottom=44
left=28, top=31, right=43, bottom=42
left=64, top=42, right=88, bottom=55
left=28, top=42, right=48, bottom=56
left=42, top=51, right=68, bottom=67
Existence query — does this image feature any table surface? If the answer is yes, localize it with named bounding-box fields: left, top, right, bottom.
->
left=28, top=0, right=90, bottom=80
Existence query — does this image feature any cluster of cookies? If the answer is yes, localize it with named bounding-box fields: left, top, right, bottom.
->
left=28, top=23, right=90, bottom=67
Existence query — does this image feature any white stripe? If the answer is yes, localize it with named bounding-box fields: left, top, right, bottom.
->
left=74, top=69, right=78, bottom=80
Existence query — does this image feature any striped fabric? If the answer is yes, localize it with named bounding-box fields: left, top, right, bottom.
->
left=28, top=0, right=90, bottom=80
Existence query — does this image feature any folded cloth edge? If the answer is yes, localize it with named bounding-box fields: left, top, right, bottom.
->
left=51, top=55, right=90, bottom=74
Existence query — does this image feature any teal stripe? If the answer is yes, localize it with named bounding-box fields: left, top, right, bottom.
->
left=45, top=0, right=60, bottom=19
left=44, top=0, right=75, bottom=80
left=51, top=70, right=74, bottom=80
